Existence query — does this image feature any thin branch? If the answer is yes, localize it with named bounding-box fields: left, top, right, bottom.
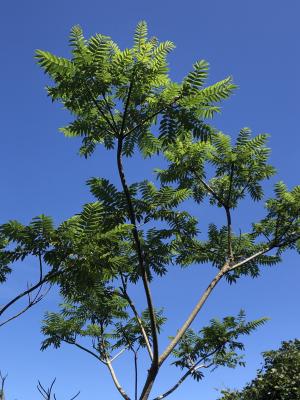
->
left=0, top=371, right=7, bottom=399
left=120, top=79, right=134, bottom=137
left=123, top=95, right=182, bottom=139
left=193, top=169, right=234, bottom=261
left=151, top=363, right=207, bottom=400
left=0, top=270, right=61, bottom=318
left=154, top=334, right=238, bottom=400
left=88, top=72, right=119, bottom=133
left=225, top=207, right=234, bottom=261
left=227, top=247, right=271, bottom=272
left=193, top=172, right=225, bottom=207
left=110, top=347, right=127, bottom=363
left=83, top=81, right=118, bottom=135
left=134, top=350, right=138, bottom=400
left=226, top=162, right=235, bottom=207
left=37, top=378, right=80, bottom=400
left=0, top=255, right=52, bottom=328
left=58, top=336, right=105, bottom=364
left=101, top=92, right=119, bottom=133
left=0, top=287, right=49, bottom=328
left=119, top=275, right=153, bottom=360
left=225, top=163, right=235, bottom=261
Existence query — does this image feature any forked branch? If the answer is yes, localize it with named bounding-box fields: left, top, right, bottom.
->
left=37, top=378, right=80, bottom=400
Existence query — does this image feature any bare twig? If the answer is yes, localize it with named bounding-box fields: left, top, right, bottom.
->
left=0, top=286, right=50, bottom=328
left=0, top=371, right=7, bottom=400
left=37, top=378, right=80, bottom=400
left=0, top=255, right=51, bottom=328
left=0, top=270, right=61, bottom=320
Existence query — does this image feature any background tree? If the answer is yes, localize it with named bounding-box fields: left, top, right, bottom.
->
left=0, top=371, right=7, bottom=400
left=218, top=339, right=300, bottom=400
left=1, top=22, right=299, bottom=400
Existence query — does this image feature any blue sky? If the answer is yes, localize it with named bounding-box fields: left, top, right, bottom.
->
left=1, top=0, right=300, bottom=399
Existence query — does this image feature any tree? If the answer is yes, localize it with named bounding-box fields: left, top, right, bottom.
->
left=1, top=21, right=299, bottom=400
left=218, top=339, right=300, bottom=400
left=0, top=371, right=7, bottom=400
left=0, top=373, right=79, bottom=400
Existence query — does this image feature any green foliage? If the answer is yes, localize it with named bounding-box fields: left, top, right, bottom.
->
left=35, top=21, right=235, bottom=158
left=219, top=339, right=300, bottom=400
left=172, top=311, right=268, bottom=381
left=158, top=128, right=276, bottom=208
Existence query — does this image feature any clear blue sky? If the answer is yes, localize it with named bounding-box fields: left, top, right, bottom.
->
left=1, top=1, right=300, bottom=399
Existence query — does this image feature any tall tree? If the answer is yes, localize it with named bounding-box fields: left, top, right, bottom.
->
left=1, top=22, right=299, bottom=400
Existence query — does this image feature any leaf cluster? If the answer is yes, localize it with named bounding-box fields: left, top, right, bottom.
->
left=36, top=21, right=235, bottom=158
left=172, top=311, right=267, bottom=381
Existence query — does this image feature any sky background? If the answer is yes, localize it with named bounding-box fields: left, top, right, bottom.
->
left=1, top=0, right=300, bottom=399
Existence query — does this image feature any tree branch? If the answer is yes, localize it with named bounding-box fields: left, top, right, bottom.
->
left=225, top=206, right=234, bottom=261
left=158, top=267, right=227, bottom=367
left=37, top=378, right=80, bottom=400
left=123, top=95, right=181, bottom=139
left=117, top=136, right=160, bottom=399
left=116, top=79, right=160, bottom=399
left=119, top=275, right=153, bottom=360
left=106, top=358, right=132, bottom=400
left=110, top=347, right=127, bottom=363
left=134, top=350, right=138, bottom=400
left=117, top=134, right=160, bottom=398
left=100, top=90, right=119, bottom=133
left=0, top=370, right=7, bottom=399
left=227, top=247, right=271, bottom=272
left=225, top=163, right=235, bottom=261
left=83, top=81, right=118, bottom=135
left=0, top=286, right=49, bottom=328
left=58, top=336, right=105, bottom=364
left=151, top=363, right=207, bottom=400
left=192, top=171, right=225, bottom=207
left=154, top=325, right=246, bottom=400
left=193, top=170, right=234, bottom=261
left=0, top=270, right=61, bottom=319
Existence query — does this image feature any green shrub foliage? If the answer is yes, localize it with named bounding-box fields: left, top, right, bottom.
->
left=219, top=340, right=300, bottom=400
